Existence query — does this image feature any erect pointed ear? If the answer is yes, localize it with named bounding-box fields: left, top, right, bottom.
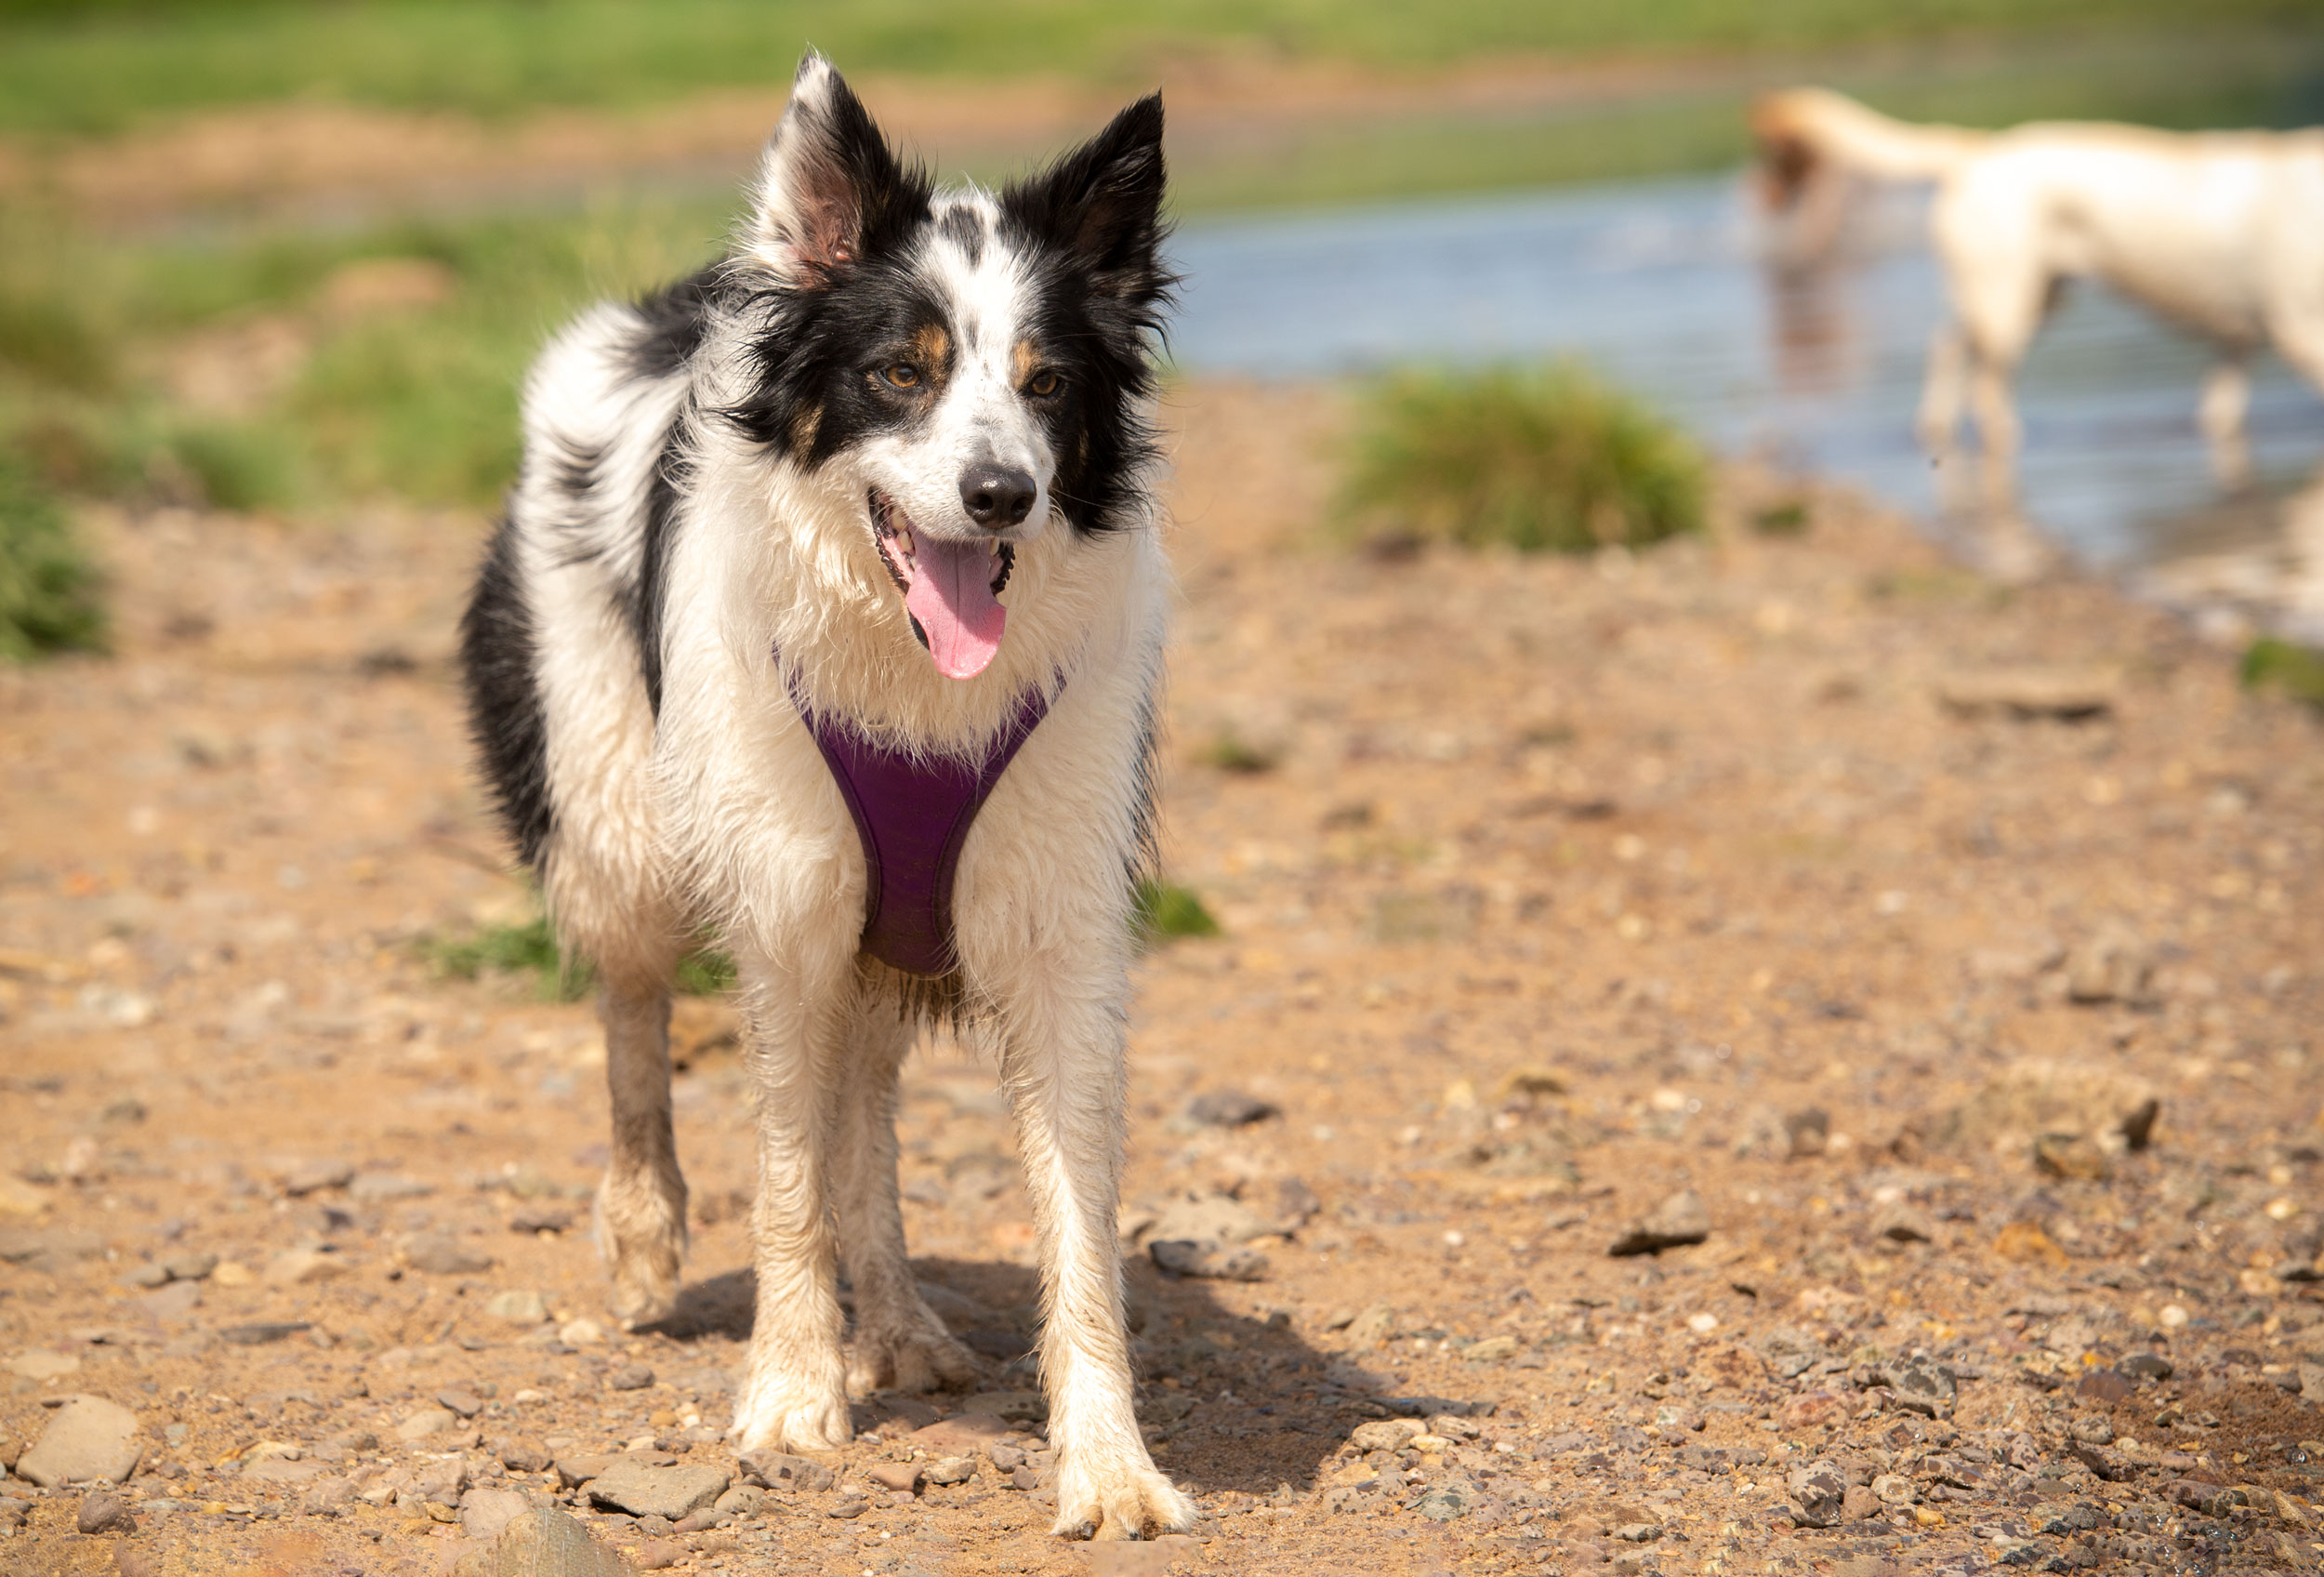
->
left=1002, top=93, right=1169, bottom=296
left=742, top=53, right=919, bottom=285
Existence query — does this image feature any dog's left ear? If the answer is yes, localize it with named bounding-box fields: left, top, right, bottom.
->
left=743, top=52, right=918, bottom=286
left=1002, top=93, right=1169, bottom=299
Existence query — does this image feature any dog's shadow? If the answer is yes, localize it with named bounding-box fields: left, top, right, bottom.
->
left=647, top=1255, right=1349, bottom=1495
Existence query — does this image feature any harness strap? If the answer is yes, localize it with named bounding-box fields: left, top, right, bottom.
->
left=780, top=657, right=1055, bottom=979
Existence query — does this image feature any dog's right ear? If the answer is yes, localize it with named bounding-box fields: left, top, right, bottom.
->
left=742, top=53, right=915, bottom=286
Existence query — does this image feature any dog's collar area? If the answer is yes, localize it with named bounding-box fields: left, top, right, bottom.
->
left=777, top=654, right=1056, bottom=980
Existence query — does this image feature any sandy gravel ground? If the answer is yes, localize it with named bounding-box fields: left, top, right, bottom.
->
left=4, top=383, right=2324, bottom=1576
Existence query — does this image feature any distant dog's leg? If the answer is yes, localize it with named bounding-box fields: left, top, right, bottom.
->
left=831, top=993, right=981, bottom=1397
left=728, top=947, right=857, bottom=1457
left=1916, top=322, right=1967, bottom=459
left=2199, top=361, right=2253, bottom=490
left=984, top=958, right=1193, bottom=1542
left=597, top=974, right=687, bottom=1329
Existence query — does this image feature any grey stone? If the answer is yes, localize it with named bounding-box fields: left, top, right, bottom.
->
left=401, top=1232, right=494, bottom=1275
left=136, top=1282, right=203, bottom=1323
left=17, top=1395, right=141, bottom=1486
left=162, top=1252, right=218, bottom=1282
left=461, top=1486, right=535, bottom=1542
left=1144, top=1190, right=1277, bottom=1247
left=712, top=1483, right=766, bottom=1517
left=244, top=1457, right=329, bottom=1484
left=438, top=1388, right=485, bottom=1418
left=585, top=1459, right=729, bottom=1520
left=1408, top=1477, right=1478, bottom=1521
left=1608, top=1189, right=1711, bottom=1256
left=451, top=1506, right=630, bottom=1577
left=738, top=1450, right=834, bottom=1493
left=957, top=1390, right=1046, bottom=1423
left=1350, top=1420, right=1424, bottom=1453
left=1864, top=1356, right=1956, bottom=1417
left=279, top=1158, right=354, bottom=1196
left=1935, top=667, right=2116, bottom=721
left=1872, top=1205, right=1936, bottom=1244
left=218, top=1321, right=310, bottom=1345
left=2069, top=1413, right=2115, bottom=1446
left=2120, top=1352, right=2173, bottom=1382
left=1787, top=1458, right=1846, bottom=1528
left=122, top=1262, right=171, bottom=1289
left=1150, top=1238, right=1270, bottom=1280
left=923, top=1455, right=977, bottom=1486
left=76, top=1489, right=135, bottom=1533
left=1871, top=1472, right=1915, bottom=1505
left=1186, top=1090, right=1278, bottom=1127
left=497, top=1438, right=553, bottom=1474
left=301, top=1475, right=358, bottom=1516
left=606, top=1363, right=654, bottom=1392
left=350, top=1173, right=434, bottom=1203
left=395, top=1407, right=456, bottom=1441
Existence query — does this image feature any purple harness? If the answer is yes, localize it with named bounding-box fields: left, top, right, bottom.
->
left=785, top=668, right=1054, bottom=979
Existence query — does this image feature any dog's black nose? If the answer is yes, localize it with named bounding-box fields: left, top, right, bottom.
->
left=959, top=466, right=1037, bottom=529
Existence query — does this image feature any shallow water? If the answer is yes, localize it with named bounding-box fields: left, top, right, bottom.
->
left=1169, top=173, right=2324, bottom=580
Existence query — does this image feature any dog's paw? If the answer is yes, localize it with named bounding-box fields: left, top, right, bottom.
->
left=727, top=1382, right=852, bottom=1456
left=595, top=1176, right=686, bottom=1331
left=846, top=1324, right=982, bottom=1397
left=1050, top=1453, right=1195, bottom=1542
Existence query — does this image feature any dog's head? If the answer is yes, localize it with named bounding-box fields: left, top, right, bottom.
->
left=722, top=55, right=1173, bottom=681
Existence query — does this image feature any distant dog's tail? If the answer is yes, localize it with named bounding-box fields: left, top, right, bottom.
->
left=1751, top=87, right=1986, bottom=201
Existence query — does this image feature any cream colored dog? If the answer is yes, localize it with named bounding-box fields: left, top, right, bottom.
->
left=1754, top=87, right=2324, bottom=496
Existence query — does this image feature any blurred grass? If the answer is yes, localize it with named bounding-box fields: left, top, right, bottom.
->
left=0, top=196, right=732, bottom=511
left=0, top=452, right=105, bottom=661
left=421, top=910, right=738, bottom=1001
left=2240, top=637, right=2324, bottom=710
left=1337, top=363, right=1706, bottom=555
left=0, top=2, right=2315, bottom=137
left=1134, top=878, right=1221, bottom=946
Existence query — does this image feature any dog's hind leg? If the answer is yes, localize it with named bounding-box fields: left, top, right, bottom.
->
left=829, top=990, right=980, bottom=1397
left=2199, top=360, right=2253, bottom=491
left=979, top=956, right=1194, bottom=1541
left=727, top=940, right=859, bottom=1457
left=595, top=970, right=687, bottom=1330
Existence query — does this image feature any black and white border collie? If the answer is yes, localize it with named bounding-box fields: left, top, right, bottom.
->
left=458, top=55, right=1188, bottom=1539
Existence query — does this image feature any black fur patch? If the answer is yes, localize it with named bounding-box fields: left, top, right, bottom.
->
left=937, top=204, right=987, bottom=267
left=622, top=264, right=729, bottom=382
left=631, top=417, right=688, bottom=718
left=996, top=93, right=1175, bottom=537
left=459, top=515, right=555, bottom=868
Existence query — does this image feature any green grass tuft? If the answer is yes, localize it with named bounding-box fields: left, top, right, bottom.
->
left=0, top=454, right=106, bottom=662
left=420, top=910, right=737, bottom=1001
left=1752, top=499, right=1811, bottom=537
left=1204, top=730, right=1280, bottom=775
left=1133, top=878, right=1221, bottom=946
left=1337, top=362, right=1706, bottom=555
left=2240, top=637, right=2324, bottom=709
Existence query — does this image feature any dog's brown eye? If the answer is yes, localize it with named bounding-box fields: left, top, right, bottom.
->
left=1025, top=369, right=1062, bottom=398
left=881, top=364, right=920, bottom=390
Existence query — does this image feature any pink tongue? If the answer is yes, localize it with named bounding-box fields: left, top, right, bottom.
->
left=904, top=536, right=1007, bottom=680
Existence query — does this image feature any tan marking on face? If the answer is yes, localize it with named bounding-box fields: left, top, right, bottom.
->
left=1013, top=338, right=1043, bottom=387
left=790, top=401, right=822, bottom=454
left=909, top=323, right=953, bottom=387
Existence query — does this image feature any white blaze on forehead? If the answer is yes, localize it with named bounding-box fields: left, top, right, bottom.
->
left=921, top=195, right=1049, bottom=476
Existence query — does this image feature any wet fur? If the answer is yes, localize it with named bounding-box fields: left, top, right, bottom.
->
left=457, top=55, right=1187, bottom=1540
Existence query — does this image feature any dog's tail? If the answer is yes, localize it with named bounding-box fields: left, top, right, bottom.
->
left=1751, top=87, right=1985, bottom=199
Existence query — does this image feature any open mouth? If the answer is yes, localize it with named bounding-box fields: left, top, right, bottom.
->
left=869, top=488, right=1014, bottom=681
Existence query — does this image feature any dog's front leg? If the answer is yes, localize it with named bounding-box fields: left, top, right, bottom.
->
left=986, top=961, right=1193, bottom=1541
left=727, top=946, right=856, bottom=1456
left=831, top=996, right=981, bottom=1397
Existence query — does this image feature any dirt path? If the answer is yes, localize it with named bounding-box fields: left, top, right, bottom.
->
left=5, top=382, right=2324, bottom=1574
